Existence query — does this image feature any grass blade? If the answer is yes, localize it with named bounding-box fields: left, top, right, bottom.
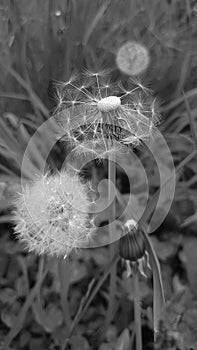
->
left=141, top=229, right=165, bottom=336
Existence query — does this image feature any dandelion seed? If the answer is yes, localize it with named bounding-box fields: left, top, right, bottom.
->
left=116, top=41, right=150, bottom=76
left=13, top=171, right=94, bottom=257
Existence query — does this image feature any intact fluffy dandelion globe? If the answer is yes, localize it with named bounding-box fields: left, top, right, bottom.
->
left=116, top=41, right=150, bottom=76
left=55, top=70, right=159, bottom=158
left=13, top=171, right=94, bottom=258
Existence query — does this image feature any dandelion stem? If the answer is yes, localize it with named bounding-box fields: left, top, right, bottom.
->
left=104, top=152, right=117, bottom=330
left=58, top=258, right=71, bottom=332
left=133, top=265, right=143, bottom=350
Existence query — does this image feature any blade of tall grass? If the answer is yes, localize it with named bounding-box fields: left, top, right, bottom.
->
left=0, top=119, right=21, bottom=151
left=182, top=90, right=197, bottom=147
left=18, top=123, right=47, bottom=170
left=139, top=149, right=197, bottom=228
left=142, top=228, right=165, bottom=336
left=0, top=215, right=14, bottom=223
left=175, top=51, right=191, bottom=96
left=181, top=212, right=197, bottom=227
left=162, top=87, right=197, bottom=112
left=0, top=92, right=29, bottom=100
left=0, top=63, right=49, bottom=118
left=83, top=1, right=111, bottom=45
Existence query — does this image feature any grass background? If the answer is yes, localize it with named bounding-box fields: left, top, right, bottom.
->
left=0, top=1, right=197, bottom=349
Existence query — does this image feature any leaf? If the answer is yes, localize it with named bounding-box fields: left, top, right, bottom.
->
left=83, top=1, right=110, bottom=45
left=181, top=212, right=197, bottom=227
left=151, top=237, right=178, bottom=262
left=141, top=229, right=165, bottom=335
left=0, top=288, right=17, bottom=305
left=33, top=300, right=63, bottom=333
left=159, top=289, right=197, bottom=349
left=1, top=307, right=18, bottom=328
left=182, top=237, right=197, bottom=296
left=70, top=335, right=90, bottom=350
left=69, top=259, right=88, bottom=284
left=114, top=328, right=130, bottom=350
left=20, top=330, right=31, bottom=348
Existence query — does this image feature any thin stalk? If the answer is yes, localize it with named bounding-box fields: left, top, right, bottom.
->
left=133, top=265, right=143, bottom=350
left=103, top=153, right=117, bottom=330
left=161, top=86, right=197, bottom=112
left=58, top=258, right=71, bottom=332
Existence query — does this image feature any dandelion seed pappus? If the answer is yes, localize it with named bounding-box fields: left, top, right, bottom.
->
left=71, top=122, right=131, bottom=143
left=55, top=70, right=160, bottom=157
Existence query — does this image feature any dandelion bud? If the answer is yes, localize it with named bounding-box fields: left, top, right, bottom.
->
left=119, top=219, right=145, bottom=261
left=116, top=41, right=150, bottom=76
left=13, top=172, right=94, bottom=257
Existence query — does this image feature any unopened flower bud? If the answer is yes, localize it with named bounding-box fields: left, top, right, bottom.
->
left=119, top=219, right=145, bottom=262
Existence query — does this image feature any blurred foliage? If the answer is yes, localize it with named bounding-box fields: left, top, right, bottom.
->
left=0, top=0, right=197, bottom=349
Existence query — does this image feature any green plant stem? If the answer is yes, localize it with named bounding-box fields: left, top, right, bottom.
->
left=108, top=155, right=116, bottom=253
left=103, top=154, right=117, bottom=331
left=58, top=258, right=71, bottom=332
left=133, top=265, right=142, bottom=350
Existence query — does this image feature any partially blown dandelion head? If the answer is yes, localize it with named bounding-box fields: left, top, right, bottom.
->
left=55, top=71, right=160, bottom=158
left=116, top=41, right=150, bottom=76
left=13, top=172, right=94, bottom=257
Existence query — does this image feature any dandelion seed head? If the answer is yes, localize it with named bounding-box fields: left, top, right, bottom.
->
left=13, top=172, right=94, bottom=257
left=116, top=41, right=150, bottom=76
left=55, top=70, right=160, bottom=153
